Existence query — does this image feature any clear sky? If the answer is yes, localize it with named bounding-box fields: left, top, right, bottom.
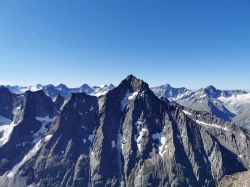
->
left=0, top=0, right=249, bottom=90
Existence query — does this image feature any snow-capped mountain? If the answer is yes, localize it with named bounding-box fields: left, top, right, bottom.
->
left=5, top=84, right=43, bottom=94
left=3, top=82, right=250, bottom=130
left=0, top=75, right=249, bottom=187
left=3, top=84, right=115, bottom=99
left=151, top=84, right=250, bottom=129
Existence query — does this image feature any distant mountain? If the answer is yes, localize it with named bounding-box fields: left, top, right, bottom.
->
left=151, top=84, right=250, bottom=129
left=0, top=75, right=249, bottom=187
left=3, top=84, right=115, bottom=99
left=3, top=83, right=250, bottom=130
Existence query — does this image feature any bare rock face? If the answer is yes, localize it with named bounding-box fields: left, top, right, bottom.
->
left=219, top=171, right=250, bottom=187
left=0, top=75, right=249, bottom=187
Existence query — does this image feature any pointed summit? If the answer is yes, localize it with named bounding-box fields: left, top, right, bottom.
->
left=79, top=84, right=94, bottom=94
left=57, top=84, right=69, bottom=90
left=204, top=85, right=217, bottom=92
left=204, top=85, right=221, bottom=97
left=126, top=74, right=138, bottom=81
left=118, top=74, right=150, bottom=93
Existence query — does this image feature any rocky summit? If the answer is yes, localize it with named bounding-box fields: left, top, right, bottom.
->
left=0, top=75, right=249, bottom=187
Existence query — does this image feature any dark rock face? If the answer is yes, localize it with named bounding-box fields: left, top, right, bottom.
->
left=0, top=90, right=56, bottom=175
left=53, top=94, right=65, bottom=111
left=0, top=87, right=15, bottom=119
left=0, top=76, right=249, bottom=187
left=14, top=93, right=100, bottom=187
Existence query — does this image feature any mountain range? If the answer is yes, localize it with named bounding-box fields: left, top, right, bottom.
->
left=3, top=84, right=115, bottom=99
left=3, top=82, right=250, bottom=130
left=151, top=84, right=250, bottom=130
left=0, top=75, right=249, bottom=187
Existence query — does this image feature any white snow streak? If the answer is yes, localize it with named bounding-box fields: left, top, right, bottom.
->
left=90, top=106, right=94, bottom=112
left=195, top=120, right=228, bottom=131
left=7, top=134, right=52, bottom=178
left=0, top=122, right=17, bottom=147
left=136, top=128, right=148, bottom=152
left=120, top=91, right=139, bottom=111
left=128, top=92, right=138, bottom=100
left=33, top=116, right=55, bottom=144
left=152, top=132, right=167, bottom=157
left=0, top=116, right=17, bottom=147
left=182, top=110, right=192, bottom=116
left=120, top=91, right=131, bottom=111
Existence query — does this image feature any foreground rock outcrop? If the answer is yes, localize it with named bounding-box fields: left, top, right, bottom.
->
left=219, top=171, right=250, bottom=187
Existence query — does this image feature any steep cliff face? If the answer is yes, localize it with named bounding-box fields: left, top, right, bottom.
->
left=0, top=76, right=249, bottom=187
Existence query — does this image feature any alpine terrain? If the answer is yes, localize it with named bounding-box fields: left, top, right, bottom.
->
left=0, top=75, right=249, bottom=187
left=152, top=84, right=250, bottom=130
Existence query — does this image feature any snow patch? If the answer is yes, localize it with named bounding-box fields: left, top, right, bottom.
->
left=44, top=135, right=52, bottom=141
left=195, top=120, right=228, bottom=131
left=128, top=92, right=138, bottom=100
left=90, top=106, right=94, bottom=112
left=33, top=116, right=55, bottom=144
left=7, top=134, right=52, bottom=178
left=120, top=90, right=131, bottom=111
left=136, top=128, right=148, bottom=152
left=240, top=133, right=245, bottom=138
left=182, top=110, right=192, bottom=116
left=0, top=123, right=15, bottom=147
left=0, top=117, right=18, bottom=147
left=88, top=129, right=96, bottom=142
left=135, top=120, right=143, bottom=128
left=36, top=116, right=54, bottom=123
left=152, top=132, right=167, bottom=157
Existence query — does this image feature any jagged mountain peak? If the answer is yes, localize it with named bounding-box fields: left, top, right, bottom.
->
left=24, top=89, right=46, bottom=97
left=24, top=90, right=53, bottom=104
left=151, top=83, right=189, bottom=100
left=80, top=83, right=92, bottom=88
left=62, top=92, right=98, bottom=114
left=203, top=85, right=220, bottom=96
left=56, top=83, right=69, bottom=90
left=0, top=77, right=249, bottom=187
left=35, top=83, right=43, bottom=88
left=204, top=85, right=217, bottom=92
left=69, top=92, right=92, bottom=102
left=21, top=90, right=55, bottom=120
left=121, top=74, right=150, bottom=92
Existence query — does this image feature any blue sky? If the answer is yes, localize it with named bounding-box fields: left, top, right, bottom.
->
left=0, top=0, right=249, bottom=90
